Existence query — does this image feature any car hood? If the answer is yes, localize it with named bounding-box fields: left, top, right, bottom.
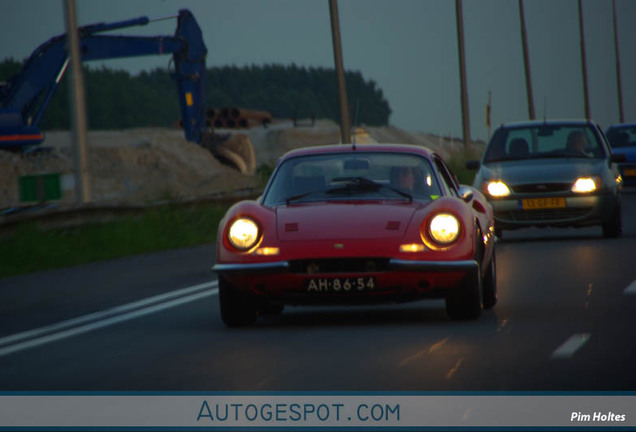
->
left=276, top=201, right=421, bottom=241
left=480, top=158, right=607, bottom=185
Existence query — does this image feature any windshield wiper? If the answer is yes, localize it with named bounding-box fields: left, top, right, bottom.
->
left=384, top=186, right=413, bottom=202
left=485, top=157, right=528, bottom=163
left=284, top=190, right=323, bottom=205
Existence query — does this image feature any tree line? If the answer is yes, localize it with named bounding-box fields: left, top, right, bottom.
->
left=0, top=59, right=392, bottom=130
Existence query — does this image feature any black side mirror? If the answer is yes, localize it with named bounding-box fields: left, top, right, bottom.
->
left=465, top=160, right=480, bottom=170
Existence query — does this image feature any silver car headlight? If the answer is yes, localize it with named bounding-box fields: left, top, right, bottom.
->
left=483, top=180, right=511, bottom=198
left=227, top=217, right=260, bottom=250
left=571, top=176, right=600, bottom=193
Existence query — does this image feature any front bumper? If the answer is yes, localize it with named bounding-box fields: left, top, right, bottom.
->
left=490, top=193, right=617, bottom=229
left=212, top=259, right=478, bottom=305
left=618, top=163, right=636, bottom=186
left=212, top=259, right=477, bottom=274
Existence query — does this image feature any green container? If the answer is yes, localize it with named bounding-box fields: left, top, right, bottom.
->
left=19, top=173, right=62, bottom=202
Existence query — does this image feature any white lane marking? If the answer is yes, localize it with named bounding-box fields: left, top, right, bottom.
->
left=0, top=280, right=219, bottom=358
left=551, top=333, right=591, bottom=359
left=624, top=280, right=636, bottom=294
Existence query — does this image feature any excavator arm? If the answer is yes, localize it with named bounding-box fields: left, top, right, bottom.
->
left=0, top=9, right=207, bottom=149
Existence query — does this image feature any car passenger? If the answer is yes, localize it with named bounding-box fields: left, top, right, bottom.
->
left=391, top=166, right=415, bottom=191
left=566, top=131, right=592, bottom=157
left=390, top=166, right=431, bottom=198
left=507, top=138, right=530, bottom=158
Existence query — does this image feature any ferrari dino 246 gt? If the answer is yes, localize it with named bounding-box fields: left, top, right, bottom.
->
left=213, top=144, right=496, bottom=326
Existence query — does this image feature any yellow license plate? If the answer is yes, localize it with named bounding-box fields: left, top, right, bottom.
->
left=521, top=197, right=566, bottom=210
left=623, top=168, right=636, bottom=177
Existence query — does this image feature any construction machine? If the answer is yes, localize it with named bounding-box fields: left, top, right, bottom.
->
left=0, top=9, right=254, bottom=173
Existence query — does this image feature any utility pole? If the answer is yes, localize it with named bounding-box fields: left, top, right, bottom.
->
left=577, top=0, right=591, bottom=119
left=63, top=0, right=91, bottom=204
left=486, top=90, right=492, bottom=139
left=328, top=0, right=351, bottom=144
left=455, top=0, right=471, bottom=153
left=518, top=0, right=535, bottom=119
left=612, top=0, right=624, bottom=122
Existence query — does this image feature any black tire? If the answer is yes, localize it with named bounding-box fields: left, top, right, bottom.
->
left=446, top=267, right=482, bottom=320
left=482, top=249, right=497, bottom=309
left=446, top=227, right=483, bottom=320
left=494, top=226, right=503, bottom=240
left=602, top=201, right=622, bottom=238
left=259, top=301, right=285, bottom=315
left=218, top=277, right=258, bottom=327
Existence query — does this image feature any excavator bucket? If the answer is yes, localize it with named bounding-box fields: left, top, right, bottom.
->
left=202, top=132, right=256, bottom=175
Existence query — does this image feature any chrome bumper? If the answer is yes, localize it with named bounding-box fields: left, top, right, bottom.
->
left=212, top=259, right=478, bottom=274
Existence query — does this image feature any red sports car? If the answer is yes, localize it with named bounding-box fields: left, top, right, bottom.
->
left=212, top=144, right=497, bottom=326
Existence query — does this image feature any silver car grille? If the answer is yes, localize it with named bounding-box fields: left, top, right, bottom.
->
left=496, top=208, right=591, bottom=222
left=511, top=183, right=572, bottom=194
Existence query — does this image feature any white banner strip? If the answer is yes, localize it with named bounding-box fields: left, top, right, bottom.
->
left=0, top=394, right=634, bottom=429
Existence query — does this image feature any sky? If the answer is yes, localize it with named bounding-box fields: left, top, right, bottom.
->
left=1, top=0, right=635, bottom=142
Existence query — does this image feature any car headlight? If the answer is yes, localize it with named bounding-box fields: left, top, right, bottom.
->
left=571, top=176, right=600, bottom=193
left=227, top=217, right=260, bottom=250
left=428, top=213, right=461, bottom=245
left=484, top=180, right=511, bottom=198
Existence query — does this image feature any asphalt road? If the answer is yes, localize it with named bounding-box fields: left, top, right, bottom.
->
left=1, top=190, right=635, bottom=391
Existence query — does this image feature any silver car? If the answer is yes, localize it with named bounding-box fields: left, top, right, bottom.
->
left=466, top=120, right=624, bottom=239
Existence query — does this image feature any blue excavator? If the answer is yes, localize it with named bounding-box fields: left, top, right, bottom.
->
left=0, top=9, right=254, bottom=173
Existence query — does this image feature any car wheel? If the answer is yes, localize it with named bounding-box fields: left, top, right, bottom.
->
left=218, top=276, right=258, bottom=327
left=602, top=201, right=622, bottom=238
left=446, top=228, right=482, bottom=320
left=495, top=226, right=503, bottom=240
left=482, top=249, right=497, bottom=309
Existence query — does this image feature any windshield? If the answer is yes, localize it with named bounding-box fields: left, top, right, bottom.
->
left=484, top=124, right=606, bottom=163
left=262, top=152, right=442, bottom=206
left=606, top=126, right=636, bottom=148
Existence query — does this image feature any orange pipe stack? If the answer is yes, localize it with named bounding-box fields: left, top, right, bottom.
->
left=207, top=107, right=272, bottom=129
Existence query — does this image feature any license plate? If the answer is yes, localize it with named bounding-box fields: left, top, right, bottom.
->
left=623, top=168, right=636, bottom=177
left=305, top=276, right=376, bottom=293
left=521, top=197, right=566, bottom=210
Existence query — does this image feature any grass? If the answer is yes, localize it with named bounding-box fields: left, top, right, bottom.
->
left=446, top=154, right=479, bottom=186
left=0, top=202, right=230, bottom=278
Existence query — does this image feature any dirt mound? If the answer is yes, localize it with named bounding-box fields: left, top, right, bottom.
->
left=364, top=126, right=485, bottom=160
left=241, top=119, right=342, bottom=166
left=0, top=123, right=485, bottom=210
left=0, top=128, right=258, bottom=208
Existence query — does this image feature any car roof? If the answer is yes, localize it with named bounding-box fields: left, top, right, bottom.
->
left=606, top=123, right=636, bottom=130
left=497, top=119, right=599, bottom=129
left=279, top=143, right=436, bottom=161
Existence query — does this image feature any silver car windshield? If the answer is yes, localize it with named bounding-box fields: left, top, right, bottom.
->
left=262, top=152, right=442, bottom=206
left=484, top=125, right=606, bottom=163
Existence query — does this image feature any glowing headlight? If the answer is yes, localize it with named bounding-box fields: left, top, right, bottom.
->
left=228, top=217, right=260, bottom=250
left=485, top=181, right=511, bottom=197
left=428, top=213, right=460, bottom=245
left=571, top=177, right=599, bottom=193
